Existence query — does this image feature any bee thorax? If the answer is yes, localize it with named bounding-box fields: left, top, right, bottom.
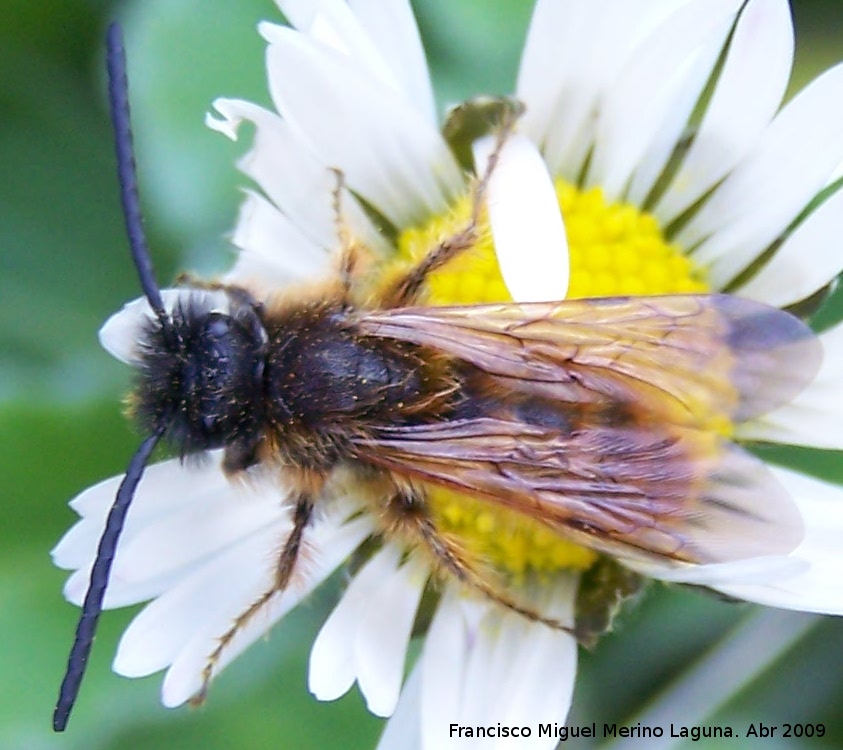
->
left=263, top=304, right=448, bottom=467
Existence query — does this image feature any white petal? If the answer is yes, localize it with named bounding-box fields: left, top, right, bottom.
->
left=734, top=186, right=843, bottom=307
left=655, top=0, right=794, bottom=223
left=62, top=562, right=189, bottom=612
left=420, top=590, right=477, bottom=750
left=272, top=0, right=325, bottom=28
left=261, top=23, right=462, bottom=227
left=207, top=98, right=336, bottom=249
left=517, top=0, right=602, bottom=160
left=519, top=0, right=686, bottom=179
left=226, top=189, right=330, bottom=290
left=114, top=518, right=291, bottom=678
left=712, top=467, right=843, bottom=614
left=624, top=19, right=730, bottom=206
left=376, top=660, right=423, bottom=750
left=111, top=478, right=287, bottom=589
left=473, top=134, right=569, bottom=302
left=630, top=555, right=806, bottom=587
left=456, top=603, right=508, bottom=731
left=681, top=63, right=843, bottom=287
left=586, top=0, right=741, bottom=201
left=831, top=156, right=843, bottom=186
left=476, top=582, right=577, bottom=749
left=57, top=456, right=218, bottom=536
left=98, top=290, right=229, bottom=364
left=274, top=0, right=393, bottom=86
left=159, top=507, right=373, bottom=707
left=274, top=0, right=435, bottom=121
left=308, top=544, right=402, bottom=703
left=736, top=322, right=843, bottom=450
left=55, top=454, right=250, bottom=607
left=309, top=546, right=428, bottom=717
left=53, top=514, right=104, bottom=572
left=420, top=581, right=578, bottom=750
left=347, top=0, right=436, bottom=123
left=354, top=554, right=428, bottom=716
left=59, top=462, right=371, bottom=689
left=208, top=98, right=385, bottom=256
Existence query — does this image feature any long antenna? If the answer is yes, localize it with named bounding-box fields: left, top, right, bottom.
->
left=53, top=430, right=164, bottom=731
left=53, top=22, right=170, bottom=732
left=105, top=22, right=168, bottom=323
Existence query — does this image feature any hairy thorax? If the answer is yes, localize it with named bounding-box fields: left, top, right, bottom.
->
left=262, top=301, right=455, bottom=470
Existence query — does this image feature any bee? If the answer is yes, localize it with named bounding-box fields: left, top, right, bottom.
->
left=54, top=23, right=822, bottom=731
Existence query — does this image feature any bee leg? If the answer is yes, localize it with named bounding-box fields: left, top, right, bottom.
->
left=382, top=109, right=520, bottom=307
left=194, top=494, right=315, bottom=703
left=387, top=490, right=575, bottom=635
left=174, top=273, right=264, bottom=311
left=274, top=495, right=315, bottom=590
left=328, top=167, right=363, bottom=300
left=221, top=439, right=262, bottom=474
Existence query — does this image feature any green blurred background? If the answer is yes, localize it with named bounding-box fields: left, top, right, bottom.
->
left=2, top=1, right=843, bottom=748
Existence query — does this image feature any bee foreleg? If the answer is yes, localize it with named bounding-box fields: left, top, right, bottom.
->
left=174, top=273, right=264, bottom=312
left=327, top=167, right=363, bottom=299
left=382, top=109, right=521, bottom=307
left=194, top=493, right=315, bottom=704
left=386, top=490, right=574, bottom=635
left=381, top=217, right=480, bottom=307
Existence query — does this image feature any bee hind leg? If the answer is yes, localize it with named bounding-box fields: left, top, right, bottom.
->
left=386, top=489, right=574, bottom=635
left=193, top=494, right=315, bottom=704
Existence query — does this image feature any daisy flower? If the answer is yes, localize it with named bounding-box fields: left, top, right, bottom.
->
left=53, top=1, right=843, bottom=748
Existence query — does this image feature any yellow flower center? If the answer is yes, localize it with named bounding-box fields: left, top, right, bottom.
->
left=394, top=180, right=708, bottom=578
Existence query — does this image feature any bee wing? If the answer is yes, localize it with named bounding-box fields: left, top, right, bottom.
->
left=353, top=416, right=803, bottom=566
left=356, top=294, right=821, bottom=429
left=352, top=294, right=817, bottom=566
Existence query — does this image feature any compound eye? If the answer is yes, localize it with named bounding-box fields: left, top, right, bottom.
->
left=196, top=314, right=236, bottom=387
left=204, top=314, right=231, bottom=339
left=203, top=314, right=233, bottom=353
left=187, top=311, right=263, bottom=448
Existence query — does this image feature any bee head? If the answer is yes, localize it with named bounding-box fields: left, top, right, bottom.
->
left=133, top=294, right=267, bottom=457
